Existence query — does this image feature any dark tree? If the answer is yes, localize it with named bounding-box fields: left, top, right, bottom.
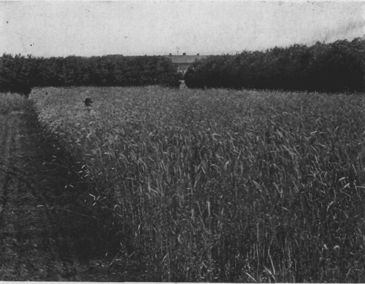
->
left=185, top=38, right=365, bottom=93
left=0, top=54, right=180, bottom=95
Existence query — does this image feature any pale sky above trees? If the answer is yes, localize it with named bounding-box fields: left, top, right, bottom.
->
left=0, top=0, right=364, bottom=57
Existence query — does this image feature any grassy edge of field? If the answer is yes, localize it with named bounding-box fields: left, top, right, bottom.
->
left=0, top=92, right=133, bottom=280
left=1, top=92, right=128, bottom=264
left=27, top=97, right=128, bottom=265
left=29, top=104, right=120, bottom=254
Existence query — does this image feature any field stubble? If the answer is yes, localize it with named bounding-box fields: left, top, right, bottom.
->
left=31, top=86, right=365, bottom=282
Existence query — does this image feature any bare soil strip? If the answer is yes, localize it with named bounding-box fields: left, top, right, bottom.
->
left=0, top=111, right=120, bottom=281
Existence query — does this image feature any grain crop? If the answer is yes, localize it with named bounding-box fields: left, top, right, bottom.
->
left=31, top=86, right=365, bottom=282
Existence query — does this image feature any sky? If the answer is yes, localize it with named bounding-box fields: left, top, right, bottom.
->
left=0, top=0, right=365, bottom=57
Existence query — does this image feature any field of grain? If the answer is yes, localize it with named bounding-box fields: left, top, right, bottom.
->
left=31, top=86, right=365, bottom=282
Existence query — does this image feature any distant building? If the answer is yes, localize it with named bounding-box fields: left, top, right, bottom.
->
left=167, top=53, right=208, bottom=74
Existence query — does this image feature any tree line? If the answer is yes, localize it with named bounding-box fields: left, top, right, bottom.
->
left=0, top=54, right=180, bottom=95
left=185, top=38, right=365, bottom=93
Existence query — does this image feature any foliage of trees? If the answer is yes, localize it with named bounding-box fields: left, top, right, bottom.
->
left=0, top=54, right=180, bottom=95
left=185, top=38, right=365, bottom=92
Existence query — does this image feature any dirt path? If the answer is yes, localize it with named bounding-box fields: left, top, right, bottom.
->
left=0, top=110, right=121, bottom=281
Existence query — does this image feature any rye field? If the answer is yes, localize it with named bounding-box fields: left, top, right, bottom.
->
left=31, top=86, right=365, bottom=282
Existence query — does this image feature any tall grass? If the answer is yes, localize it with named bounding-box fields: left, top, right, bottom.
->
left=32, top=86, right=365, bottom=282
left=0, top=93, right=30, bottom=114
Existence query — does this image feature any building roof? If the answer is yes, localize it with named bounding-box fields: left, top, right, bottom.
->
left=168, top=55, right=208, bottom=64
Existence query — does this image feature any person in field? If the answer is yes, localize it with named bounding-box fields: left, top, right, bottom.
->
left=84, top=98, right=93, bottom=107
